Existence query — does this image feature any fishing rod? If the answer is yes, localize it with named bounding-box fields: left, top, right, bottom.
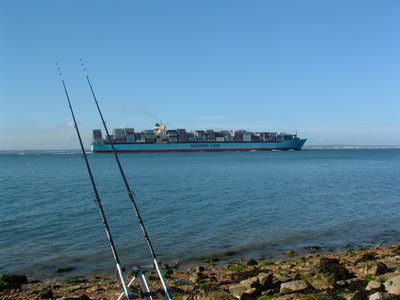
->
left=80, top=59, right=174, bottom=300
left=56, top=64, right=132, bottom=300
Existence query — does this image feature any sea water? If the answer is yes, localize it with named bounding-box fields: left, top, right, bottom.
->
left=1, top=149, right=399, bottom=278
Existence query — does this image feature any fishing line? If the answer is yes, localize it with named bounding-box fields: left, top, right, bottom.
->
left=80, top=59, right=173, bottom=300
left=56, top=64, right=132, bottom=300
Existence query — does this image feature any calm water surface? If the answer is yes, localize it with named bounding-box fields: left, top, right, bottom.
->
left=0, top=149, right=399, bottom=278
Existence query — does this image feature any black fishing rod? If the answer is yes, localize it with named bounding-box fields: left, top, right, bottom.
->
left=56, top=64, right=132, bottom=300
left=80, top=59, right=174, bottom=300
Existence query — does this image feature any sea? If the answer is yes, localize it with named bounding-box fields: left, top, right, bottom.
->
left=1, top=148, right=399, bottom=279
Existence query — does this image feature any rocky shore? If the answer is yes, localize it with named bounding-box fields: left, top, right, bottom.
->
left=1, top=245, right=400, bottom=300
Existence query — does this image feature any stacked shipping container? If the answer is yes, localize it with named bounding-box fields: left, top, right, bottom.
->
left=94, top=127, right=300, bottom=145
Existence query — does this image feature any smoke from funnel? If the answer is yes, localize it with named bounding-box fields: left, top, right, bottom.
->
left=132, top=107, right=159, bottom=121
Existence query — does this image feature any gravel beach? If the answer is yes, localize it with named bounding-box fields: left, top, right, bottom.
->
left=1, top=244, right=400, bottom=300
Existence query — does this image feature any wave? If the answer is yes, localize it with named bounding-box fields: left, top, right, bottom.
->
left=0, top=150, right=86, bottom=156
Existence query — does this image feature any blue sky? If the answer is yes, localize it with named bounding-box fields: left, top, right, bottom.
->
left=1, top=1, right=399, bottom=150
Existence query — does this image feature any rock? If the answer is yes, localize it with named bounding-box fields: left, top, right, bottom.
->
left=211, top=290, right=237, bottom=300
left=204, top=257, right=220, bottom=265
left=190, top=271, right=208, bottom=284
left=39, top=286, right=53, bottom=299
left=286, top=249, right=295, bottom=256
left=66, top=284, right=83, bottom=291
left=161, top=263, right=170, bottom=269
left=274, top=273, right=292, bottom=284
left=191, top=290, right=236, bottom=300
left=344, top=290, right=368, bottom=300
left=369, top=292, right=381, bottom=300
left=257, top=273, right=273, bottom=290
left=366, top=280, right=383, bottom=291
left=56, top=296, right=90, bottom=300
left=386, top=285, right=400, bottom=296
left=227, top=262, right=246, bottom=273
left=63, top=277, right=87, bottom=285
left=240, top=288, right=258, bottom=300
left=304, top=246, right=323, bottom=252
left=86, top=285, right=104, bottom=293
left=0, top=274, right=28, bottom=291
left=369, top=292, right=393, bottom=300
left=195, top=274, right=217, bottom=290
left=195, top=272, right=208, bottom=281
left=358, top=262, right=389, bottom=276
left=56, top=266, right=75, bottom=273
left=263, top=288, right=279, bottom=295
left=228, top=275, right=272, bottom=299
left=229, top=277, right=262, bottom=298
left=384, top=275, right=400, bottom=295
left=357, top=252, right=377, bottom=263
left=161, top=263, right=173, bottom=277
left=259, top=260, right=274, bottom=268
left=319, top=257, right=351, bottom=280
left=164, top=268, right=174, bottom=276
left=343, top=292, right=357, bottom=300
left=273, top=293, right=306, bottom=299
left=345, top=278, right=368, bottom=291
left=280, top=280, right=309, bottom=294
left=2, top=274, right=28, bottom=284
left=307, top=273, right=335, bottom=290
left=336, top=280, right=348, bottom=287
left=195, top=266, right=205, bottom=273
left=246, top=259, right=258, bottom=266
left=228, top=269, right=263, bottom=283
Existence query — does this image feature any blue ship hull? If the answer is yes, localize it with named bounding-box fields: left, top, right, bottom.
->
left=91, top=139, right=307, bottom=153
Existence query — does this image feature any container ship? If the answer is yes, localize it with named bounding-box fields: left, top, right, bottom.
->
left=91, top=123, right=306, bottom=153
